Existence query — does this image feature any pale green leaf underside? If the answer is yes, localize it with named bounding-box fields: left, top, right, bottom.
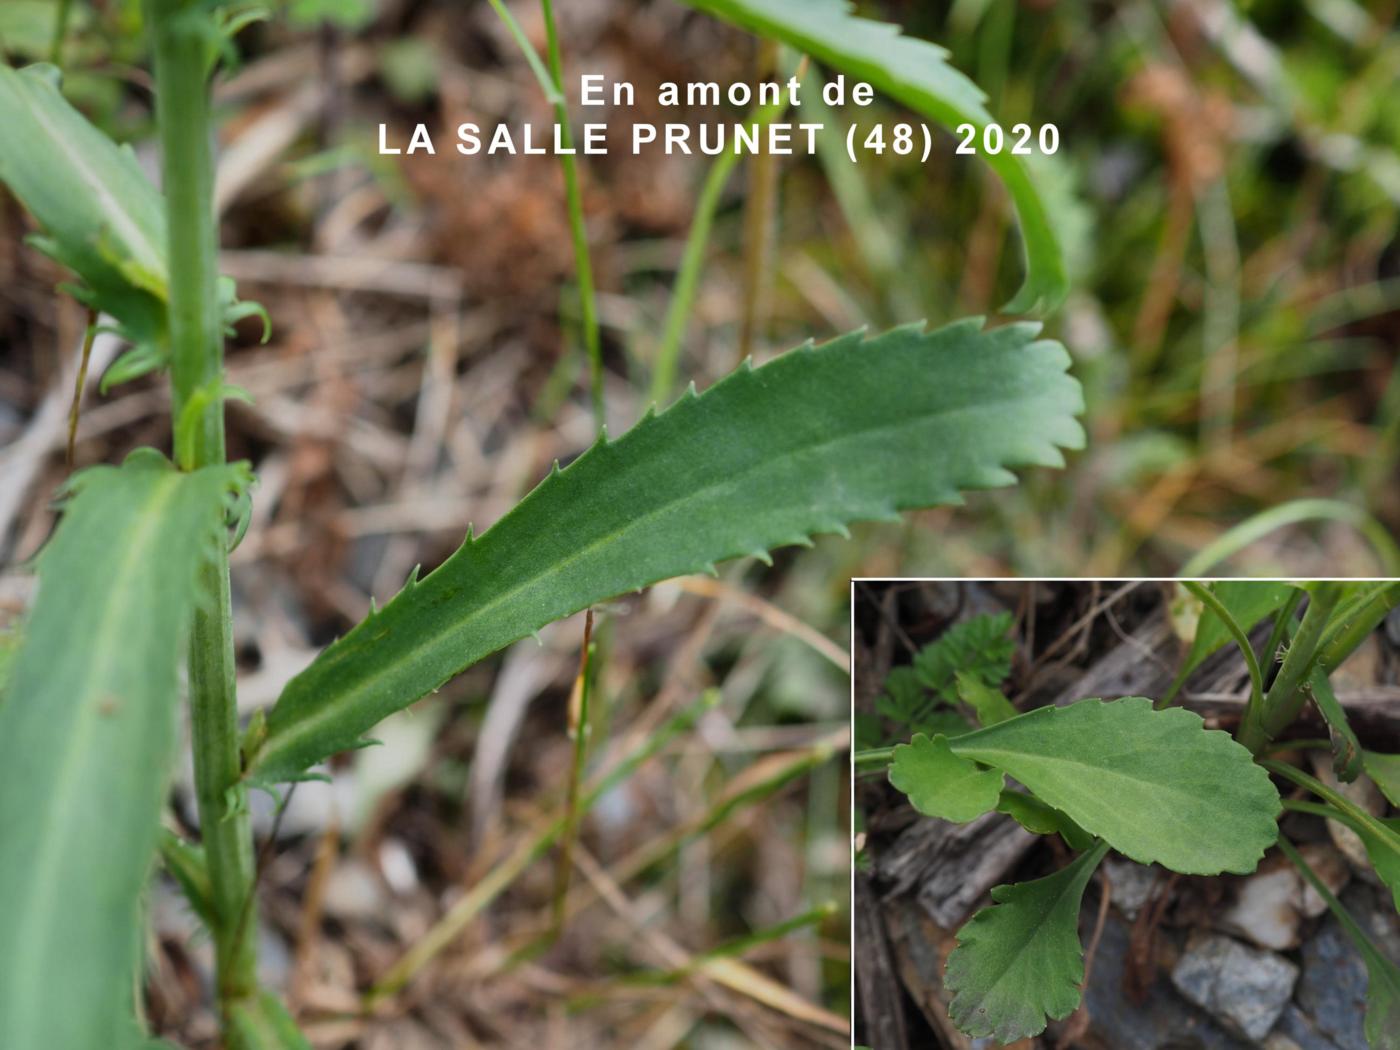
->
left=250, top=319, right=1083, bottom=782
left=0, top=63, right=167, bottom=332
left=996, top=790, right=1093, bottom=851
left=889, top=733, right=1003, bottom=822
left=956, top=670, right=1017, bottom=726
left=950, top=697, right=1280, bottom=874
left=0, top=449, right=246, bottom=1050
left=673, top=0, right=1068, bottom=313
left=946, top=841, right=1110, bottom=1041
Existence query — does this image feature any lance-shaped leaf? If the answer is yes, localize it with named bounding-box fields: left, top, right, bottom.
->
left=947, top=697, right=1280, bottom=874
left=673, top=0, right=1067, bottom=313
left=888, top=733, right=1003, bottom=823
left=249, top=319, right=1083, bottom=783
left=0, top=63, right=167, bottom=338
left=946, top=841, right=1110, bottom=1041
left=0, top=449, right=249, bottom=1050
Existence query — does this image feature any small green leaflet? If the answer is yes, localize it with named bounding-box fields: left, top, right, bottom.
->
left=0, top=62, right=167, bottom=340
left=946, top=841, right=1110, bottom=1041
left=888, top=733, right=1002, bottom=822
left=943, top=697, right=1280, bottom=874
left=0, top=449, right=249, bottom=1050
left=248, top=320, right=1083, bottom=783
left=956, top=670, right=1017, bottom=726
left=673, top=0, right=1068, bottom=313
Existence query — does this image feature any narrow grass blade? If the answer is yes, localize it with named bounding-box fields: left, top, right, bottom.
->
left=674, top=0, right=1069, bottom=313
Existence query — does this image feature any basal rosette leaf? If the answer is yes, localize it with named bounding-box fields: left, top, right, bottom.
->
left=946, top=841, right=1110, bottom=1041
left=673, top=0, right=1068, bottom=313
left=0, top=449, right=249, bottom=1050
left=949, top=697, right=1280, bottom=874
left=249, top=319, right=1084, bottom=783
left=888, top=733, right=1003, bottom=823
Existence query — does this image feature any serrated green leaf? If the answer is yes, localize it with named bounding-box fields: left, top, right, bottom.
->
left=888, top=733, right=1003, bottom=822
left=875, top=664, right=928, bottom=724
left=1178, top=580, right=1296, bottom=682
left=996, top=790, right=1093, bottom=851
left=0, top=449, right=249, bottom=1050
left=956, top=670, right=1017, bottom=726
left=673, top=0, right=1068, bottom=313
left=946, top=841, right=1110, bottom=1041
left=1365, top=751, right=1400, bottom=808
left=249, top=320, right=1081, bottom=783
left=0, top=62, right=167, bottom=339
left=912, top=611, right=1015, bottom=703
left=947, top=697, right=1280, bottom=874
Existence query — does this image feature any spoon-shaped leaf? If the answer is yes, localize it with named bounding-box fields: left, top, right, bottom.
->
left=249, top=319, right=1083, bottom=783
left=673, top=0, right=1067, bottom=313
left=0, top=449, right=249, bottom=1050
left=946, top=841, right=1110, bottom=1041
left=947, top=697, right=1280, bottom=874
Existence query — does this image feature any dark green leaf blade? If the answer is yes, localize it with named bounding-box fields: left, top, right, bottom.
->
left=950, top=697, right=1280, bottom=874
left=673, top=0, right=1068, bottom=313
left=888, top=733, right=1003, bottom=822
left=0, top=449, right=247, bottom=1050
left=946, top=841, right=1110, bottom=1041
left=251, top=320, right=1083, bottom=783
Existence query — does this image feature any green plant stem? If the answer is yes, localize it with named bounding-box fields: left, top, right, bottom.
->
left=1262, top=588, right=1304, bottom=672
left=48, top=0, right=73, bottom=64
left=1277, top=836, right=1378, bottom=956
left=1178, top=583, right=1265, bottom=737
left=1316, top=582, right=1400, bottom=672
left=147, top=0, right=257, bottom=1014
left=854, top=746, right=895, bottom=767
left=540, top=0, right=604, bottom=432
left=551, top=610, right=595, bottom=934
left=1239, top=584, right=1343, bottom=754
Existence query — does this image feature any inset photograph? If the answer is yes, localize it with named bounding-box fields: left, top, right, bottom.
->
left=853, top=579, right=1400, bottom=1050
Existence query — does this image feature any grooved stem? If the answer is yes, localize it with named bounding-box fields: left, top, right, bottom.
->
left=147, top=0, right=258, bottom=1016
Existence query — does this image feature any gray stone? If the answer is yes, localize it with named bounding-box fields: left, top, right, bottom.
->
left=1078, top=910, right=1249, bottom=1050
left=1271, top=1005, right=1346, bottom=1050
left=1103, top=856, right=1160, bottom=920
left=1172, top=933, right=1300, bottom=1041
left=1296, top=918, right=1369, bottom=1050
